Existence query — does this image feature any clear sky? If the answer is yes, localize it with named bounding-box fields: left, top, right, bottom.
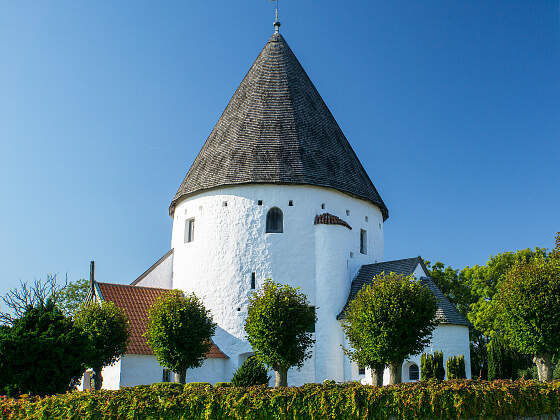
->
left=1, top=1, right=559, bottom=298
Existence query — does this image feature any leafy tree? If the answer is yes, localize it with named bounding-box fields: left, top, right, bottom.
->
left=231, top=356, right=270, bottom=387
left=145, top=290, right=216, bottom=384
left=57, top=278, right=90, bottom=318
left=494, top=239, right=560, bottom=382
left=341, top=273, right=438, bottom=384
left=446, top=355, right=466, bottom=379
left=0, top=300, right=88, bottom=396
left=421, top=351, right=445, bottom=381
left=74, top=301, right=130, bottom=390
left=244, top=280, right=316, bottom=387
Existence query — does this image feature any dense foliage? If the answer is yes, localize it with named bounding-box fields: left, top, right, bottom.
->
left=494, top=246, right=560, bottom=382
left=424, top=244, right=551, bottom=380
left=446, top=355, right=466, bottom=379
left=145, top=290, right=216, bottom=383
left=487, top=335, right=532, bottom=381
left=74, top=301, right=130, bottom=390
left=342, top=273, right=437, bottom=384
left=231, top=357, right=270, bottom=387
left=0, top=300, right=88, bottom=396
left=245, top=281, right=316, bottom=387
left=57, top=278, right=90, bottom=318
left=421, top=352, right=445, bottom=381
left=2, top=380, right=560, bottom=419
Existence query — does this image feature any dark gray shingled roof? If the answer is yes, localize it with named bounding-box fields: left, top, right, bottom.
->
left=170, top=33, right=388, bottom=220
left=337, top=257, right=470, bottom=326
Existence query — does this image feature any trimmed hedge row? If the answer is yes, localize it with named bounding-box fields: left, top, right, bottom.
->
left=1, top=380, right=560, bottom=419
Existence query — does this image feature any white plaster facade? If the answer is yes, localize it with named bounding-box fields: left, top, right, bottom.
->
left=170, top=184, right=384, bottom=385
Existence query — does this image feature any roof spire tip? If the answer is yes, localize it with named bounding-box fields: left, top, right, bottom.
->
left=273, top=0, right=281, bottom=33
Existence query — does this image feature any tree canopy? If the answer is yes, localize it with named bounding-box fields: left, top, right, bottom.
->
left=0, top=300, right=88, bottom=396
left=74, top=301, right=130, bottom=390
left=341, top=272, right=438, bottom=384
left=494, top=244, right=560, bottom=381
left=244, top=280, right=316, bottom=387
left=145, top=290, right=216, bottom=383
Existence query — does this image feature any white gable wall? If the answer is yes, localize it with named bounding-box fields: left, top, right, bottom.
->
left=132, top=251, right=173, bottom=289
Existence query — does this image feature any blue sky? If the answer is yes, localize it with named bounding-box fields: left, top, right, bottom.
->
left=1, top=1, right=559, bottom=298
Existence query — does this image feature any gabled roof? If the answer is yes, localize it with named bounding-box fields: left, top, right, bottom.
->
left=96, top=282, right=227, bottom=358
left=170, top=33, right=388, bottom=220
left=130, top=249, right=173, bottom=286
left=314, top=213, right=352, bottom=230
left=337, top=257, right=470, bottom=326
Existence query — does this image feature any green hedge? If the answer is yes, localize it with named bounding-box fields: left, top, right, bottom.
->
left=1, top=380, right=559, bottom=419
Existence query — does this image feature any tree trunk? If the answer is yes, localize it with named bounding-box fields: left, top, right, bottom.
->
left=92, top=366, right=103, bottom=390
left=533, top=354, right=553, bottom=382
left=389, top=362, right=402, bottom=385
left=370, top=363, right=384, bottom=386
left=175, top=368, right=187, bottom=384
left=274, top=366, right=288, bottom=387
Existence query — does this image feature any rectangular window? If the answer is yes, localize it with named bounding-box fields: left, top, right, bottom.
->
left=358, top=365, right=365, bottom=375
left=251, top=272, right=256, bottom=289
left=305, top=306, right=316, bottom=333
left=162, top=369, right=172, bottom=382
left=185, top=218, right=195, bottom=243
left=360, top=229, right=367, bottom=254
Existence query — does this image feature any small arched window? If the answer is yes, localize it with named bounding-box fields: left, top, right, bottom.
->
left=409, top=363, right=419, bottom=381
left=266, top=207, right=283, bottom=233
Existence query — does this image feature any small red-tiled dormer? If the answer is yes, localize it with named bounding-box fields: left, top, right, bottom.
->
left=314, top=213, right=352, bottom=230
left=94, top=282, right=227, bottom=359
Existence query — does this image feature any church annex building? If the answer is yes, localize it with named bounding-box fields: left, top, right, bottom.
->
left=82, top=27, right=471, bottom=389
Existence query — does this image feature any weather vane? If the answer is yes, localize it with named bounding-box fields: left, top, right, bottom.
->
left=271, top=0, right=281, bottom=33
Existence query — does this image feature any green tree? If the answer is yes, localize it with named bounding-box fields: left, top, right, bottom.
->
left=244, top=280, right=316, bottom=387
left=145, top=290, right=216, bottom=384
left=421, top=351, right=445, bottom=381
left=74, top=301, right=130, bottom=390
left=57, top=278, right=90, bottom=318
left=446, top=355, right=466, bottom=379
left=0, top=300, right=88, bottom=396
left=231, top=356, right=270, bottom=387
left=341, top=272, right=438, bottom=384
left=494, top=241, right=560, bottom=382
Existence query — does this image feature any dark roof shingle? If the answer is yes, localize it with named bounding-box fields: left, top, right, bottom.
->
left=96, top=282, right=227, bottom=358
left=170, top=33, right=388, bottom=220
left=337, top=257, right=470, bottom=326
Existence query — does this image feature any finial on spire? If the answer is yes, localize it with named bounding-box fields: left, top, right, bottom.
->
left=272, top=0, right=281, bottom=33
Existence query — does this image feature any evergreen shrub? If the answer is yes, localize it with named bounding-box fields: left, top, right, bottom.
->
left=446, top=355, right=466, bottom=379
left=421, top=351, right=445, bottom=380
left=1, top=380, right=559, bottom=419
left=231, top=357, right=270, bottom=387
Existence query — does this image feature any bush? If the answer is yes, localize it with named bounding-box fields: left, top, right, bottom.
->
left=421, top=351, right=445, bottom=380
left=214, top=382, right=231, bottom=388
left=1, top=380, right=559, bottom=419
left=446, top=355, right=466, bottom=379
left=231, top=357, right=270, bottom=387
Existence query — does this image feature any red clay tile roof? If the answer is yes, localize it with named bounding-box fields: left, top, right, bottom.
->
left=96, top=282, right=227, bottom=358
left=314, top=213, right=352, bottom=230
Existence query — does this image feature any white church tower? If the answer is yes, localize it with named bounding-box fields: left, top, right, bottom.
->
left=87, top=23, right=470, bottom=390
left=168, top=30, right=388, bottom=384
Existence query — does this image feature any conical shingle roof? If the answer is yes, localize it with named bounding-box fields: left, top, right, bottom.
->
left=170, top=33, right=388, bottom=220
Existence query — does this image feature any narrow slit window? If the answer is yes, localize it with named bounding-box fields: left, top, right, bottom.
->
left=258, top=200, right=263, bottom=206
left=360, top=229, right=367, bottom=254
left=185, top=218, right=195, bottom=243
left=251, top=272, right=256, bottom=289
left=365, top=216, right=368, bottom=222
left=288, top=200, right=293, bottom=206
left=346, top=210, right=350, bottom=216
left=321, top=203, right=325, bottom=209
left=222, top=201, right=228, bottom=207
left=266, top=207, right=283, bottom=233
left=358, top=365, right=365, bottom=375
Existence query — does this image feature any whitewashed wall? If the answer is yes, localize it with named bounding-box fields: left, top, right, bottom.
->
left=133, top=251, right=173, bottom=289
left=361, top=324, right=471, bottom=384
left=170, top=184, right=384, bottom=385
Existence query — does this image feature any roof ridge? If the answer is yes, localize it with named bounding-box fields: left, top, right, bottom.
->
left=97, top=281, right=171, bottom=292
